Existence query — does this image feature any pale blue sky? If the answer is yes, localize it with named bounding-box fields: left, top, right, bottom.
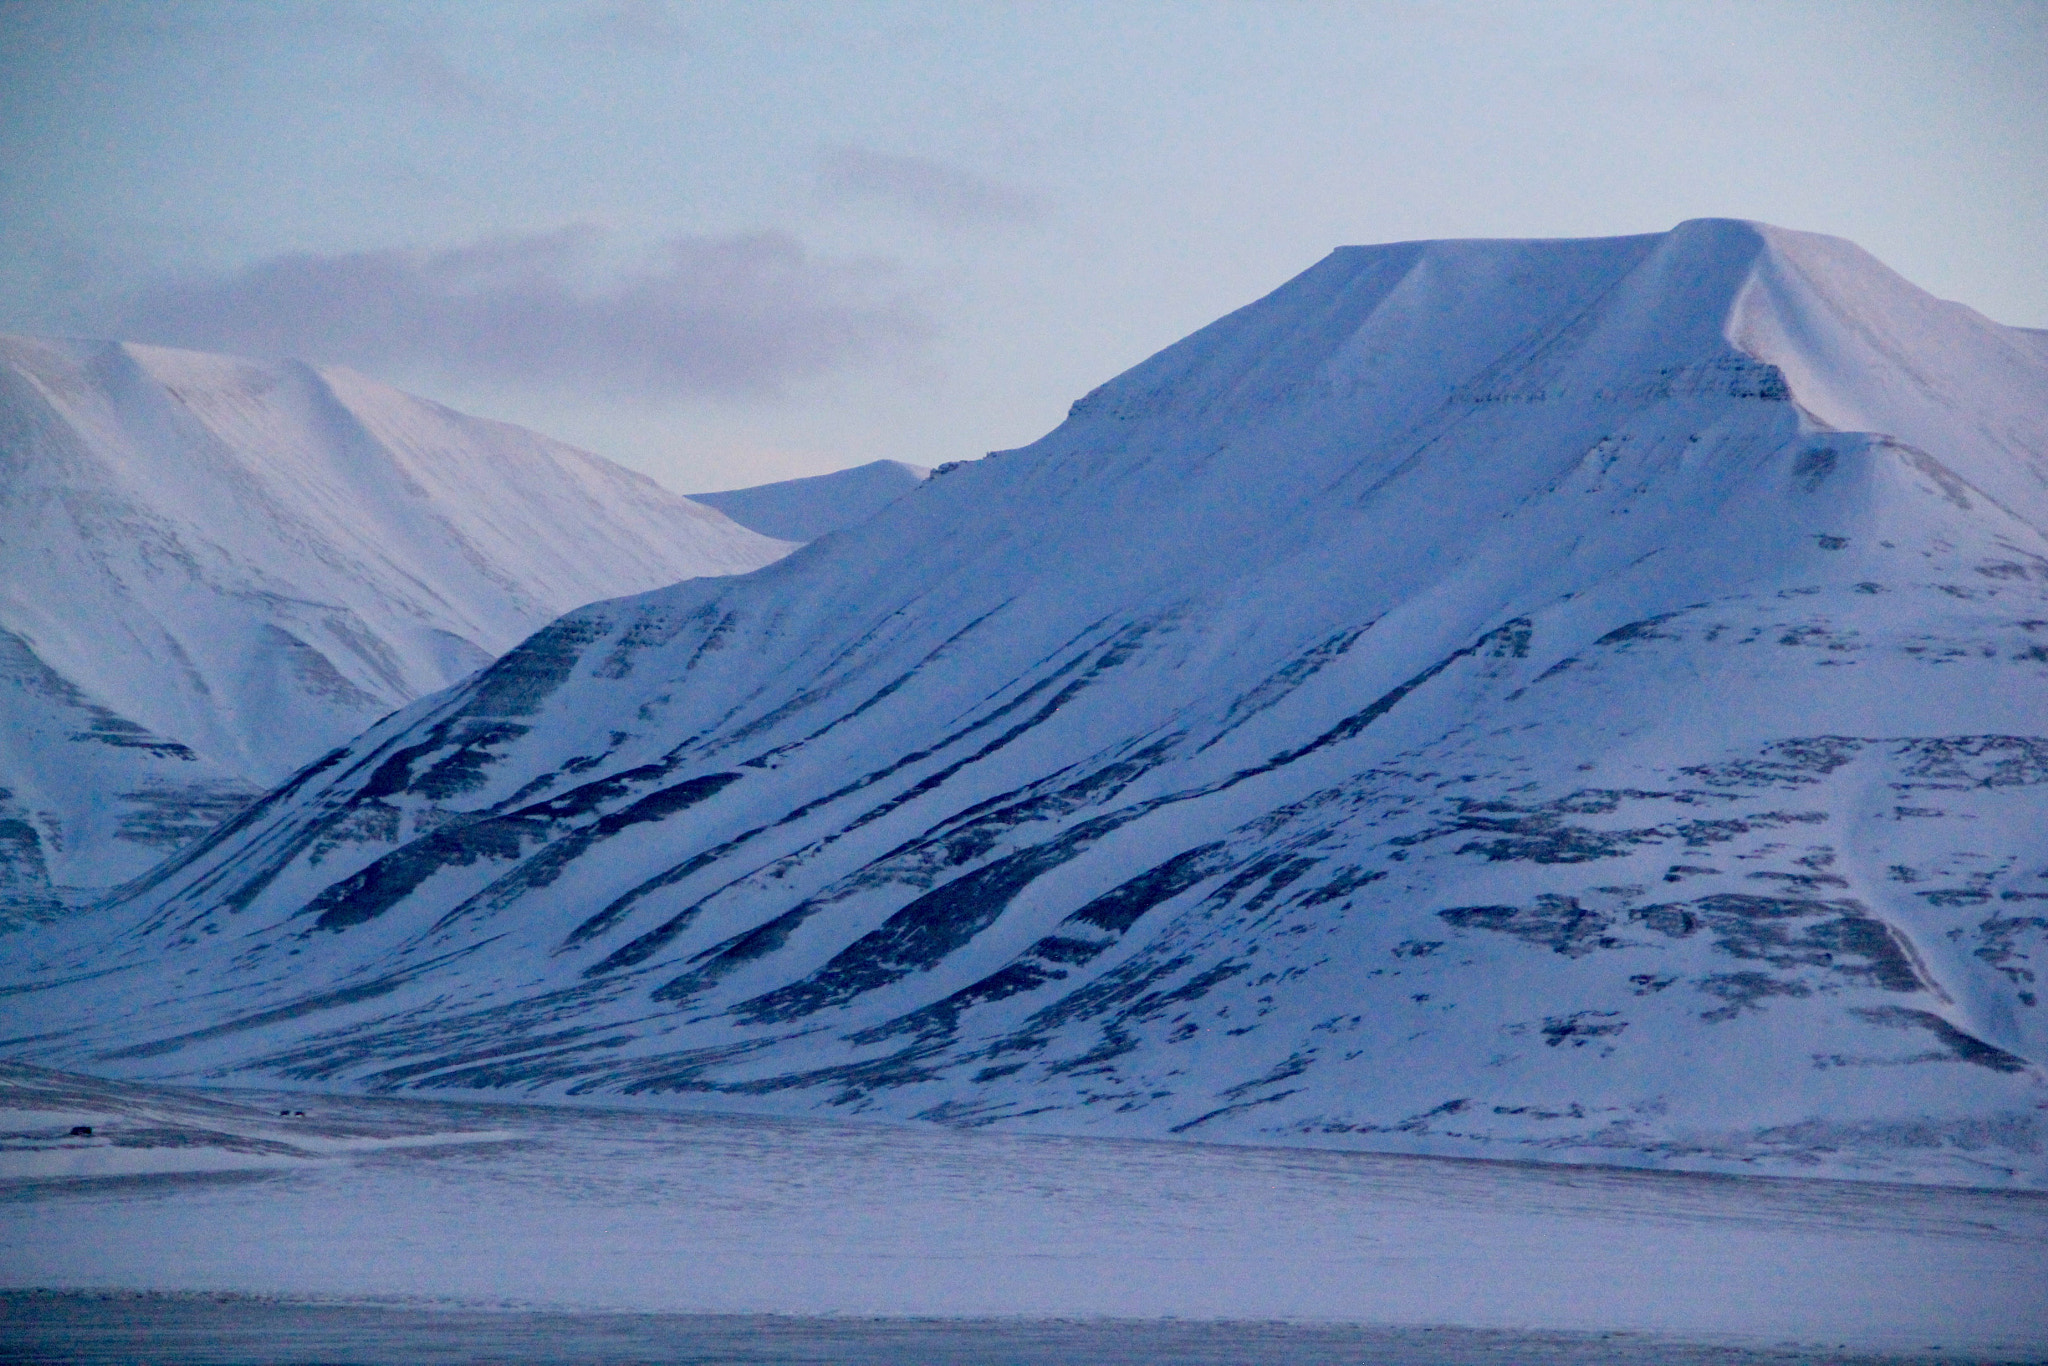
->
left=4, top=0, right=2043, bottom=490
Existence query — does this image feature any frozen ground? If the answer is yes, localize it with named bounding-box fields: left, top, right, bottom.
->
left=1, top=1068, right=2044, bottom=1361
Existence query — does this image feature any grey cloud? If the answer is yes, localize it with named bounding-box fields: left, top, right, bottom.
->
left=112, top=227, right=933, bottom=400
left=816, top=146, right=1043, bottom=228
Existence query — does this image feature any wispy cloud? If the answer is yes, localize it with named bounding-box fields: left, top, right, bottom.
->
left=816, top=146, right=1043, bottom=229
left=111, top=227, right=932, bottom=400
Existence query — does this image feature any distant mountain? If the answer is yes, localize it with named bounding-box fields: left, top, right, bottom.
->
left=0, top=336, right=792, bottom=918
left=8, top=223, right=2046, bottom=1186
left=691, top=459, right=929, bottom=542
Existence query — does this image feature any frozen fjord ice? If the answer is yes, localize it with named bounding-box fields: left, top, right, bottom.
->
left=0, top=335, right=792, bottom=918
left=5, top=219, right=2047, bottom=1187
left=11, top=1303, right=2004, bottom=1366
left=2, top=1070, right=2044, bottom=1356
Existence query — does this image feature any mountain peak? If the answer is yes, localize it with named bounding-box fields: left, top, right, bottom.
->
left=0, top=333, right=790, bottom=915
left=8, top=230, right=2046, bottom=1187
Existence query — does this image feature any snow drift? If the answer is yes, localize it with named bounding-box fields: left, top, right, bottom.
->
left=6, top=222, right=2045, bottom=1185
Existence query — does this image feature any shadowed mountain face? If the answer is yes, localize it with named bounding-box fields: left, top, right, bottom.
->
left=0, top=337, right=792, bottom=919
left=8, top=221, right=2046, bottom=1185
left=691, top=459, right=931, bottom=543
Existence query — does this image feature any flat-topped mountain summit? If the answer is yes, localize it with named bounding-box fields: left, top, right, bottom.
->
left=8, top=221, right=2045, bottom=1185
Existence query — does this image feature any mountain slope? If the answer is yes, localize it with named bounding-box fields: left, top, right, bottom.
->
left=0, top=336, right=793, bottom=916
left=691, top=459, right=930, bottom=542
left=7, top=222, right=2046, bottom=1185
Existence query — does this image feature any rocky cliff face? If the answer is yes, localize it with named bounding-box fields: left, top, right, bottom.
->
left=8, top=222, right=2045, bottom=1185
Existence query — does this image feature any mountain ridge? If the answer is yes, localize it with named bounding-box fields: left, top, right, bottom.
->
left=691, top=459, right=930, bottom=542
left=0, top=334, right=792, bottom=915
left=7, top=220, right=2045, bottom=1186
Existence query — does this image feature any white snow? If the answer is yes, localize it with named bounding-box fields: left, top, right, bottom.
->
left=690, top=458, right=930, bottom=542
left=5, top=220, right=2046, bottom=1188
left=1, top=1069, right=2043, bottom=1354
left=0, top=335, right=793, bottom=911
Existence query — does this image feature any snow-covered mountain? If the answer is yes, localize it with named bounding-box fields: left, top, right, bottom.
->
left=690, top=459, right=930, bottom=542
left=7, top=222, right=2046, bottom=1185
left=0, top=336, right=793, bottom=919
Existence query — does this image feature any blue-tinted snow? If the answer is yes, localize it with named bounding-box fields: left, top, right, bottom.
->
left=0, top=337, right=791, bottom=915
left=5, top=221, right=2045, bottom=1186
left=2, top=1070, right=2043, bottom=1356
left=692, top=458, right=931, bottom=542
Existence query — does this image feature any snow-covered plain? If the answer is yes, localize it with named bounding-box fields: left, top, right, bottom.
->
left=5, top=221, right=2046, bottom=1191
left=0, top=336, right=792, bottom=918
left=13, top=1303, right=1985, bottom=1366
left=691, top=458, right=931, bottom=542
left=2, top=1067, right=2044, bottom=1359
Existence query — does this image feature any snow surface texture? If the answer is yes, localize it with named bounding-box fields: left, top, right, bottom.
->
left=691, top=458, right=930, bottom=542
left=9, top=1304, right=1978, bottom=1366
left=6, top=220, right=2047, bottom=1186
left=3, top=1067, right=2043, bottom=1355
left=0, top=336, right=792, bottom=917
